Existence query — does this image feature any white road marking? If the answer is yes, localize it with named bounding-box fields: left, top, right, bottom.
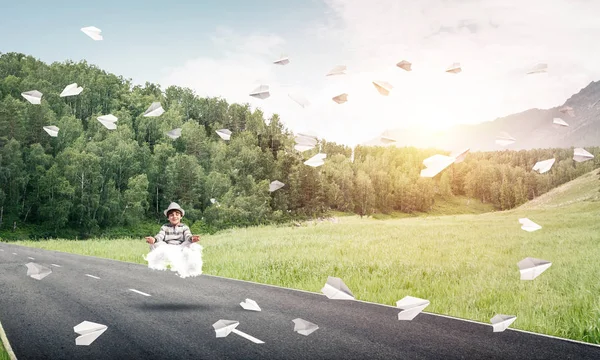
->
left=85, top=274, right=101, bottom=280
left=129, top=289, right=151, bottom=297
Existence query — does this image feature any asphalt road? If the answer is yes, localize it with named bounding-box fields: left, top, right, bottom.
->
left=1, top=242, right=599, bottom=360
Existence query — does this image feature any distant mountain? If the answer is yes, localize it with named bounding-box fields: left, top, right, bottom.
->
left=364, top=81, right=600, bottom=151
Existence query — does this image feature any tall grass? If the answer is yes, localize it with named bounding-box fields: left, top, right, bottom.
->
left=7, top=170, right=600, bottom=344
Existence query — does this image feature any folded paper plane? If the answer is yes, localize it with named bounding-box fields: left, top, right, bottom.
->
left=97, top=114, right=118, bottom=130
left=496, top=132, right=516, bottom=147
left=240, top=299, right=261, bottom=311
left=552, top=118, right=569, bottom=127
left=321, top=276, right=354, bottom=300
left=166, top=128, right=182, bottom=140
left=526, top=63, right=547, bottom=74
left=25, top=262, right=52, bottom=280
left=43, top=126, right=59, bottom=137
left=74, top=321, right=108, bottom=346
left=372, top=81, right=393, bottom=96
left=420, top=154, right=455, bottom=178
left=288, top=92, right=310, bottom=108
left=326, top=65, right=347, bottom=76
left=269, top=180, right=285, bottom=192
left=380, top=136, right=397, bottom=144
left=573, top=148, right=594, bottom=162
left=332, top=93, right=348, bottom=104
left=396, top=296, right=429, bottom=320
left=212, top=320, right=264, bottom=344
left=304, top=153, right=327, bottom=168
left=292, top=318, right=319, bottom=336
left=294, top=144, right=315, bottom=152
left=21, top=90, right=43, bottom=104
left=491, top=314, right=516, bottom=332
left=143, top=102, right=164, bottom=117
left=532, top=158, right=555, bottom=174
left=519, top=218, right=541, bottom=232
left=216, top=129, right=232, bottom=141
left=273, top=56, right=289, bottom=65
left=81, top=26, right=103, bottom=41
left=446, top=63, right=461, bottom=73
left=396, top=60, right=412, bottom=71
left=295, top=133, right=318, bottom=147
left=60, top=83, right=83, bottom=97
left=518, top=257, right=551, bottom=280
left=97, top=119, right=117, bottom=130
left=250, top=85, right=270, bottom=100
left=98, top=114, right=118, bottom=123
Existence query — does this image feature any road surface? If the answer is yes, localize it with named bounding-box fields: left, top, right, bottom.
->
left=1, top=242, right=599, bottom=359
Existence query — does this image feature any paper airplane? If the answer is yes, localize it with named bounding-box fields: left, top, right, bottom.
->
left=552, top=118, right=569, bottom=127
left=532, top=158, right=555, bottom=174
left=74, top=321, right=108, bottom=346
left=294, top=144, right=315, bottom=152
left=420, top=154, right=455, bottom=178
left=518, top=257, right=551, bottom=280
left=97, top=114, right=118, bottom=130
left=491, top=314, right=517, bottom=332
left=240, top=299, right=261, bottom=311
left=288, top=92, right=310, bottom=108
left=216, top=129, right=232, bottom=141
left=98, top=114, right=117, bottom=123
left=372, top=81, right=393, bottom=96
left=326, top=65, right=347, bottom=76
left=210, top=198, right=217, bottom=204
left=518, top=218, right=541, bottom=232
left=380, top=136, right=397, bottom=144
left=496, top=132, right=516, bottom=147
left=166, top=128, right=182, bottom=140
left=446, top=63, right=461, bottom=73
left=143, top=102, right=165, bottom=117
left=295, top=133, right=318, bottom=147
left=573, top=148, right=594, bottom=162
left=60, top=83, right=83, bottom=97
left=81, top=26, right=103, bottom=41
left=396, top=60, right=412, bottom=71
left=396, top=296, right=430, bottom=320
left=212, top=320, right=264, bottom=344
left=526, top=63, right=547, bottom=74
left=43, top=126, right=59, bottom=137
left=25, top=262, right=52, bottom=280
left=292, top=318, right=319, bottom=336
left=304, top=153, right=327, bottom=168
left=269, top=180, right=285, bottom=192
left=559, top=106, right=575, bottom=117
left=249, top=85, right=270, bottom=100
left=321, top=276, right=354, bottom=300
left=273, top=56, right=289, bottom=65
left=21, top=90, right=43, bottom=104
left=97, top=119, right=116, bottom=130
left=332, top=93, right=348, bottom=104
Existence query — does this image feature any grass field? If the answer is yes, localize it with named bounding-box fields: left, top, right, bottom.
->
left=3, top=169, right=600, bottom=345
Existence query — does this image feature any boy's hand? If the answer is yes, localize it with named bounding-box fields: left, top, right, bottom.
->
left=145, top=236, right=156, bottom=244
left=191, top=235, right=200, bottom=243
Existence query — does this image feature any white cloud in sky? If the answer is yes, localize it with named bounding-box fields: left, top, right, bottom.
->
left=161, top=0, right=600, bottom=147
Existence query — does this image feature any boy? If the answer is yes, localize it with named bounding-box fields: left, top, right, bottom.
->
left=144, top=202, right=203, bottom=278
left=145, top=202, right=200, bottom=248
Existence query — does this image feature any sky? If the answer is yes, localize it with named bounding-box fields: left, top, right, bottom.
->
left=2, top=0, right=600, bottom=146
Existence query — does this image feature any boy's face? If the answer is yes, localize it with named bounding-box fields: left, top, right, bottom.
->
left=167, top=210, right=182, bottom=225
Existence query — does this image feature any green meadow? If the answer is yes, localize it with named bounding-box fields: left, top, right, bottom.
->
left=3, top=169, right=600, bottom=345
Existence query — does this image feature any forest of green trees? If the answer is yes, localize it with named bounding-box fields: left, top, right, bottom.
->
left=0, top=52, right=598, bottom=238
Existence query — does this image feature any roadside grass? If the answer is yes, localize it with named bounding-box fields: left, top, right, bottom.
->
left=5, top=170, right=600, bottom=344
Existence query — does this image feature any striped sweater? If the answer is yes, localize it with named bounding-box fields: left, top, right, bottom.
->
left=154, top=223, right=193, bottom=245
